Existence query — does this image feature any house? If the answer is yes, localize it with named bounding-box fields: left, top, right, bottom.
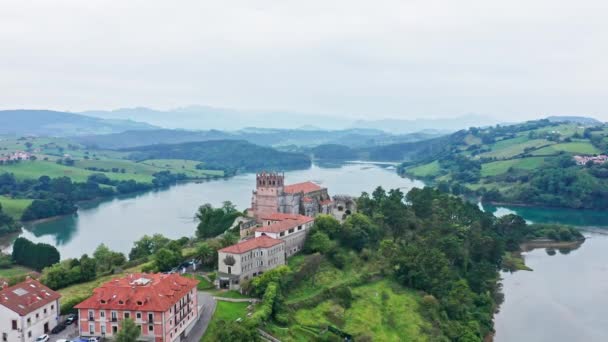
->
left=0, top=278, right=61, bottom=342
left=74, top=273, right=199, bottom=342
left=573, top=154, right=608, bottom=165
left=217, top=235, right=286, bottom=290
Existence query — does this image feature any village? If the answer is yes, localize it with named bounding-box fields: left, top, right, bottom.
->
left=0, top=172, right=353, bottom=342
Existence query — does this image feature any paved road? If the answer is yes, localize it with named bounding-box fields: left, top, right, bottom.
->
left=51, top=321, right=78, bottom=341
left=184, top=291, right=217, bottom=342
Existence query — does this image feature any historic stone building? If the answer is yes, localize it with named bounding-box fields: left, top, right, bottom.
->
left=250, top=172, right=333, bottom=220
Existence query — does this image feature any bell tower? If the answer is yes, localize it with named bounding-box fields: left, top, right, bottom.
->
left=251, top=171, right=284, bottom=219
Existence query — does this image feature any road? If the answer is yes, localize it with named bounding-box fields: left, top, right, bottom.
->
left=184, top=291, right=217, bottom=342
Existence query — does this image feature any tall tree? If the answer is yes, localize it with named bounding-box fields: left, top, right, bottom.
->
left=115, top=318, right=141, bottom=342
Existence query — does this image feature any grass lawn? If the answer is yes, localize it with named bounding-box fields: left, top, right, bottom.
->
left=531, top=142, right=601, bottom=156
left=480, top=139, right=552, bottom=159
left=0, top=196, right=32, bottom=219
left=0, top=265, right=33, bottom=278
left=206, top=289, right=250, bottom=299
left=201, top=301, right=250, bottom=342
left=407, top=161, right=441, bottom=178
left=140, top=159, right=224, bottom=178
left=183, top=274, right=214, bottom=290
left=275, top=280, right=429, bottom=341
left=481, top=157, right=547, bottom=177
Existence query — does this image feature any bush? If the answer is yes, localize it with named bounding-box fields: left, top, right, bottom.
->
left=61, top=295, right=89, bottom=315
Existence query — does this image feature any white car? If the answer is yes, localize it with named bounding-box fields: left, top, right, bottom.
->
left=55, top=340, right=68, bottom=342
left=34, top=335, right=49, bottom=342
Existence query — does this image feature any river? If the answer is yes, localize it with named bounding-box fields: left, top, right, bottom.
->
left=485, top=203, right=608, bottom=342
left=4, top=162, right=422, bottom=259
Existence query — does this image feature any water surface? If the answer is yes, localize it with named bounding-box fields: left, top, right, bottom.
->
left=6, top=163, right=423, bottom=258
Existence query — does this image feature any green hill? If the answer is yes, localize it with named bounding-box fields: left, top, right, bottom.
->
left=401, top=119, right=608, bottom=209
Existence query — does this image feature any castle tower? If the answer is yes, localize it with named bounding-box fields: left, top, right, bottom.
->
left=251, top=172, right=284, bottom=219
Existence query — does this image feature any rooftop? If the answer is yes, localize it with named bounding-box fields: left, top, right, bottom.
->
left=258, top=212, right=311, bottom=221
left=74, top=273, right=198, bottom=312
left=283, top=181, right=324, bottom=194
left=256, top=215, right=314, bottom=234
left=0, top=278, right=61, bottom=316
left=219, top=235, right=284, bottom=254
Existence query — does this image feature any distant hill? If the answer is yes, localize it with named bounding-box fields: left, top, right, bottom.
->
left=122, top=140, right=311, bottom=172
left=0, top=110, right=157, bottom=137
left=351, top=114, right=501, bottom=134
left=400, top=119, right=608, bottom=209
left=72, top=127, right=444, bottom=150
left=545, top=116, right=602, bottom=125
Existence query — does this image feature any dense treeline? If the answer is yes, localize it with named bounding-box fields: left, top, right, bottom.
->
left=0, top=204, right=19, bottom=235
left=123, top=140, right=312, bottom=172
left=229, top=187, right=577, bottom=341
left=195, top=201, right=242, bottom=238
left=0, top=171, right=186, bottom=222
left=12, top=237, right=60, bottom=271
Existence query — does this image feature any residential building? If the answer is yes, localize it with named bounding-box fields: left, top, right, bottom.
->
left=255, top=214, right=315, bottom=257
left=74, top=273, right=198, bottom=342
left=217, top=236, right=286, bottom=290
left=0, top=278, right=61, bottom=342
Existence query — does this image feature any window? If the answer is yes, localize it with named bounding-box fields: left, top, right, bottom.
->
left=298, top=226, right=302, bottom=230
left=36, top=313, right=39, bottom=319
left=27, top=317, right=31, bottom=326
left=227, top=266, right=231, bottom=274
left=51, top=304, right=54, bottom=310
left=89, top=324, right=95, bottom=335
left=100, top=311, right=105, bottom=318
left=101, top=325, right=106, bottom=334
left=280, top=232, right=285, bottom=237
left=136, top=312, right=142, bottom=319
left=2, top=333, right=6, bottom=342
left=88, top=310, right=94, bottom=321
left=111, top=311, right=118, bottom=322
left=28, top=331, right=31, bottom=338
left=112, top=326, right=118, bottom=334
left=124, top=312, right=130, bottom=319
left=148, top=313, right=154, bottom=322
left=148, top=325, right=154, bottom=333
left=100, top=299, right=106, bottom=304
left=43, top=308, right=47, bottom=314
left=118, top=300, right=124, bottom=305
left=11, top=320, right=17, bottom=330
left=288, top=228, right=294, bottom=233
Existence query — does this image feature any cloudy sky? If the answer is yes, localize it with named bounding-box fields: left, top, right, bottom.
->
left=1, top=0, right=607, bottom=121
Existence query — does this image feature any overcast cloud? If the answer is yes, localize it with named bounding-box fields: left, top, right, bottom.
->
left=0, top=0, right=607, bottom=121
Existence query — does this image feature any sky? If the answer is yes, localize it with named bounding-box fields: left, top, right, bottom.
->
left=1, top=0, right=607, bottom=121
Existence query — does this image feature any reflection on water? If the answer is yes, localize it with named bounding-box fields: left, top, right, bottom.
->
left=5, top=163, right=423, bottom=259
left=495, top=233, right=608, bottom=342
left=482, top=203, right=608, bottom=227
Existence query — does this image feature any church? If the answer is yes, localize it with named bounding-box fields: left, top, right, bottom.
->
left=248, top=172, right=333, bottom=220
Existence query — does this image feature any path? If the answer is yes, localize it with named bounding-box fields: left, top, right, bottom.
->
left=184, top=291, right=216, bottom=342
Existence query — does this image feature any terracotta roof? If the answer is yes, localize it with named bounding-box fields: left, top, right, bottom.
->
left=302, top=197, right=313, bottom=203
left=0, top=278, right=61, bottom=316
left=283, top=181, right=323, bottom=194
left=219, top=235, right=284, bottom=254
left=74, top=273, right=198, bottom=312
left=258, top=212, right=308, bottom=221
left=320, top=199, right=333, bottom=205
left=256, top=215, right=314, bottom=234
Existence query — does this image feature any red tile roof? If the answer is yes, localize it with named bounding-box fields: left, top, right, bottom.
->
left=74, top=273, right=198, bottom=312
left=219, top=235, right=284, bottom=254
left=320, top=199, right=333, bottom=205
left=0, top=278, right=61, bottom=316
left=256, top=215, right=314, bottom=234
left=258, top=212, right=309, bottom=221
left=283, top=181, right=323, bottom=194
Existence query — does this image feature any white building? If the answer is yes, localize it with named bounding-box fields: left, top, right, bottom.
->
left=0, top=278, right=61, bottom=342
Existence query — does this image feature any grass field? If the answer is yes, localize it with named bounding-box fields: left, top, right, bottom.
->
left=140, top=159, right=224, bottom=178
left=0, top=265, right=33, bottom=278
left=530, top=142, right=601, bottom=156
left=275, top=280, right=429, bottom=341
left=481, top=157, right=548, bottom=177
left=201, top=301, right=250, bottom=342
left=480, top=139, right=552, bottom=159
left=532, top=123, right=585, bottom=137
left=407, top=161, right=441, bottom=178
left=0, top=196, right=33, bottom=219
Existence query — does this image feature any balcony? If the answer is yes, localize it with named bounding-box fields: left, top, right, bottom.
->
left=88, top=317, right=94, bottom=321
left=111, top=318, right=118, bottom=322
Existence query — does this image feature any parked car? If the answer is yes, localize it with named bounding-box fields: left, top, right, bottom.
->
left=65, top=313, right=77, bottom=325
left=35, top=335, right=49, bottom=342
left=51, top=323, right=67, bottom=334
left=55, top=340, right=69, bottom=342
left=73, top=338, right=100, bottom=342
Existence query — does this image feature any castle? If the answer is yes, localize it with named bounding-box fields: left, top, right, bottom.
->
left=249, top=172, right=334, bottom=219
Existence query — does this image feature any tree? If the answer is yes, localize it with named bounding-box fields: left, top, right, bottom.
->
left=11, top=237, right=60, bottom=271
left=115, top=318, right=141, bottom=342
left=93, top=244, right=126, bottom=273
left=195, top=203, right=242, bottom=238
left=154, top=248, right=181, bottom=272
left=195, top=242, right=215, bottom=266
left=306, top=231, right=333, bottom=254
left=128, top=234, right=170, bottom=260
left=216, top=320, right=260, bottom=342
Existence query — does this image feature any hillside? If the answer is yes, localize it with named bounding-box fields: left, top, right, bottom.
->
left=72, top=127, right=444, bottom=150
left=122, top=140, right=312, bottom=172
left=401, top=119, right=608, bottom=209
left=0, top=110, right=156, bottom=136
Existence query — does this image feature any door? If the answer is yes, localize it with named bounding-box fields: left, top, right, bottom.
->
left=44, top=322, right=49, bottom=333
